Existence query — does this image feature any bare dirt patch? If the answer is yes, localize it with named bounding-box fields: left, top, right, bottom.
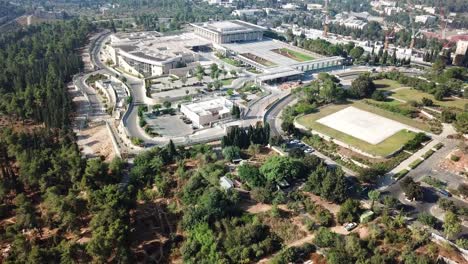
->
left=258, top=212, right=308, bottom=244
left=303, top=192, right=340, bottom=216
left=0, top=116, right=44, bottom=133
left=130, top=199, right=181, bottom=263
left=76, top=123, right=115, bottom=162
left=439, top=148, right=468, bottom=174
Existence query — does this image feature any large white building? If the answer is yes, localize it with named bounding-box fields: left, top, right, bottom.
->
left=415, top=15, right=436, bottom=25
left=191, top=20, right=264, bottom=44
left=180, top=97, right=234, bottom=128
left=232, top=9, right=263, bottom=17
left=204, top=0, right=234, bottom=6
left=107, top=32, right=211, bottom=78
left=332, top=13, right=368, bottom=30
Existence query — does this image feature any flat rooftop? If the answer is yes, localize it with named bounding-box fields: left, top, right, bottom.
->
left=222, top=39, right=323, bottom=68
left=191, top=20, right=265, bottom=34
left=111, top=32, right=211, bottom=63
left=182, top=97, right=232, bottom=116
left=317, top=106, right=409, bottom=145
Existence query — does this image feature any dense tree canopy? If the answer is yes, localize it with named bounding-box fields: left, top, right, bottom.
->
left=0, top=19, right=94, bottom=128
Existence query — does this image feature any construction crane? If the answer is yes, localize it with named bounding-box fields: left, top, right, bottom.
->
left=322, top=0, right=330, bottom=37
left=439, top=0, right=447, bottom=40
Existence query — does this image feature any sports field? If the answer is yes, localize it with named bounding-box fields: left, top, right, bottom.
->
left=296, top=103, right=421, bottom=157
left=272, top=48, right=315, bottom=62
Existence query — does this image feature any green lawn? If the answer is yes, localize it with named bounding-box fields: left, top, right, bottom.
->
left=297, top=104, right=416, bottom=157
left=366, top=98, right=405, bottom=107
left=296, top=102, right=425, bottom=157
left=374, top=79, right=402, bottom=90
left=390, top=88, right=468, bottom=110
left=221, top=78, right=234, bottom=86
left=272, top=48, right=315, bottom=62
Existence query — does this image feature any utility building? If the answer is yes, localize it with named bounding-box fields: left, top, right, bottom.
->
left=180, top=97, right=234, bottom=128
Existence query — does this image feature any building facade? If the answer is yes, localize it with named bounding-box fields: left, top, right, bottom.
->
left=107, top=32, right=211, bottom=78
left=180, top=98, right=234, bottom=128
left=191, top=20, right=264, bottom=44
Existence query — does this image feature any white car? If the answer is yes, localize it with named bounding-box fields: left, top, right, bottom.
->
left=344, top=222, right=357, bottom=231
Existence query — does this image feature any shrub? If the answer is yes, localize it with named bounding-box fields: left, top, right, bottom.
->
left=434, top=143, right=444, bottom=150
left=421, top=97, right=434, bottom=106
left=456, top=238, right=468, bottom=250
left=441, top=110, right=456, bottom=123
left=409, top=159, right=423, bottom=169
left=404, top=132, right=430, bottom=151
left=314, top=227, right=339, bottom=248
left=131, top=137, right=143, bottom=146
left=393, top=169, right=409, bottom=180
left=450, top=155, right=460, bottom=162
left=371, top=90, right=386, bottom=101
left=417, top=212, right=438, bottom=228
left=422, top=150, right=435, bottom=159
left=316, top=208, right=334, bottom=227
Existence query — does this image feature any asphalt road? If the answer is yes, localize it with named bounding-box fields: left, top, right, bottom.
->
left=264, top=93, right=295, bottom=136
left=382, top=138, right=468, bottom=237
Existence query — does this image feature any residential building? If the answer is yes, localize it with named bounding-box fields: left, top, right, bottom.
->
left=204, top=0, right=234, bottom=6
left=220, top=176, right=234, bottom=190
left=307, top=4, right=323, bottom=11
left=415, top=15, right=436, bottom=24
left=232, top=9, right=263, bottom=17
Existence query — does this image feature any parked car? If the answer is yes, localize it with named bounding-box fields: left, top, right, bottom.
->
left=438, top=189, right=452, bottom=197
left=304, top=148, right=314, bottom=154
left=344, top=222, right=357, bottom=231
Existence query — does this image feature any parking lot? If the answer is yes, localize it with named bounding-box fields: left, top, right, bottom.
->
left=286, top=139, right=315, bottom=155
left=145, top=114, right=193, bottom=137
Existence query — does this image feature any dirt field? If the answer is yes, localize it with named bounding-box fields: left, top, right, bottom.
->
left=130, top=200, right=181, bottom=263
left=439, top=148, right=468, bottom=174
left=76, top=123, right=115, bottom=162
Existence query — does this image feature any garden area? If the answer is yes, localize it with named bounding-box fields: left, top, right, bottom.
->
left=374, top=78, right=402, bottom=91
left=240, top=52, right=277, bottom=67
left=390, top=88, right=468, bottom=110
left=272, top=48, right=315, bottom=62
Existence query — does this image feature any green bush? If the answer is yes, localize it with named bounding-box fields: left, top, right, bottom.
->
left=456, top=238, right=468, bottom=250
left=364, top=100, right=416, bottom=117
left=451, top=155, right=460, bottom=162
left=404, top=132, right=430, bottom=151
left=422, top=150, right=435, bottom=159
left=433, top=143, right=444, bottom=150
left=417, top=212, right=438, bottom=228
left=422, top=176, right=446, bottom=189
left=409, top=159, right=423, bottom=169
left=131, top=137, right=143, bottom=146
left=394, top=169, right=409, bottom=180
left=313, top=227, right=339, bottom=248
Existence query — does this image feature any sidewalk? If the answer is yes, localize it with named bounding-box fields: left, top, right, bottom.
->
left=390, top=140, right=439, bottom=174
